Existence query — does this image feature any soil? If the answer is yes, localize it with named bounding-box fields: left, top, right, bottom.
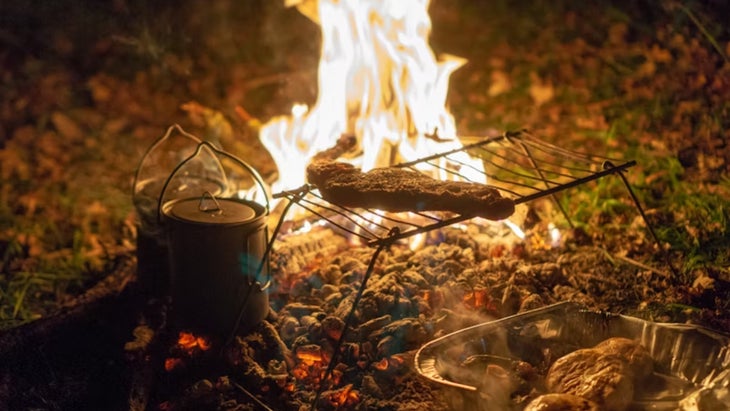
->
left=0, top=0, right=728, bottom=410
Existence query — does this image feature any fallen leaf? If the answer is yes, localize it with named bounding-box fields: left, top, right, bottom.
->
left=608, top=22, right=628, bottom=45
left=51, top=112, right=83, bottom=140
left=692, top=271, right=715, bottom=292
left=488, top=70, right=511, bottom=96
left=528, top=73, right=554, bottom=106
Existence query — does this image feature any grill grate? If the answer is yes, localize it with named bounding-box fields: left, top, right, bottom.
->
left=270, top=130, right=636, bottom=246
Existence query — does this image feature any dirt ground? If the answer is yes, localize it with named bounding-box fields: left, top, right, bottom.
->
left=0, top=0, right=728, bottom=409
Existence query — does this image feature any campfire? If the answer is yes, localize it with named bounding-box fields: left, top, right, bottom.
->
left=2, top=0, right=729, bottom=410
left=121, top=1, right=727, bottom=410
left=261, top=0, right=480, bottom=193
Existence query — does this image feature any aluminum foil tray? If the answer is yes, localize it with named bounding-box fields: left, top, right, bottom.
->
left=415, top=302, right=730, bottom=410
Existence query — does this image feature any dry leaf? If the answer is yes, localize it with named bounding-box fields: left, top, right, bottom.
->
left=181, top=101, right=235, bottom=147
left=607, top=22, right=627, bottom=45
left=637, top=60, right=656, bottom=78
left=649, top=44, right=672, bottom=64
left=692, top=271, right=715, bottom=292
left=575, top=115, right=607, bottom=130
left=51, top=112, right=83, bottom=140
left=87, top=75, right=113, bottom=104
left=488, top=70, right=511, bottom=97
left=528, top=73, right=554, bottom=106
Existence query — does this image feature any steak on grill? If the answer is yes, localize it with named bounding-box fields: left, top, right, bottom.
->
left=306, top=161, right=515, bottom=221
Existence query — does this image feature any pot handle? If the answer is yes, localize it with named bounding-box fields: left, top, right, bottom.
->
left=132, top=124, right=203, bottom=199
left=156, top=141, right=271, bottom=223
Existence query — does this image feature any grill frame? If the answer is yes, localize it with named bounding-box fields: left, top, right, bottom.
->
left=269, top=130, right=638, bottom=247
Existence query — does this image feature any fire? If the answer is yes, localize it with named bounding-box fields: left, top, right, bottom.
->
left=296, top=349, right=327, bottom=366
left=373, top=357, right=389, bottom=371
left=260, top=0, right=484, bottom=196
left=463, top=288, right=497, bottom=312
left=328, top=383, right=360, bottom=407
left=420, top=288, right=444, bottom=311
left=164, top=331, right=212, bottom=372
left=176, top=331, right=212, bottom=354
left=372, top=354, right=407, bottom=372
left=548, top=222, right=562, bottom=247
left=291, top=344, right=335, bottom=388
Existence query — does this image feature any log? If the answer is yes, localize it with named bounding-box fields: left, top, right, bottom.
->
left=0, top=254, right=136, bottom=358
left=0, top=253, right=140, bottom=410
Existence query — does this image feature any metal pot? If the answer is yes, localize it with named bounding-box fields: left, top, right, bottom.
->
left=162, top=194, right=270, bottom=335
left=154, top=140, right=272, bottom=336
left=132, top=125, right=227, bottom=295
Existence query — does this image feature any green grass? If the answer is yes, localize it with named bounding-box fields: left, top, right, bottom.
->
left=0, top=221, right=114, bottom=328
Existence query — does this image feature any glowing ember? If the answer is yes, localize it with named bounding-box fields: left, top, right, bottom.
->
left=163, top=332, right=212, bottom=373
left=372, top=354, right=407, bottom=373
left=328, top=383, right=360, bottom=407
left=463, top=288, right=497, bottom=311
left=373, top=357, right=389, bottom=371
left=290, top=344, right=333, bottom=388
left=420, top=289, right=445, bottom=311
left=389, top=354, right=406, bottom=366
left=176, top=331, right=212, bottom=354
left=261, top=0, right=484, bottom=196
left=296, top=350, right=326, bottom=366
left=164, top=357, right=184, bottom=372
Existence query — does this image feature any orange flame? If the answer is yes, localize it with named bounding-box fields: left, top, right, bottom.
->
left=261, top=0, right=483, bottom=197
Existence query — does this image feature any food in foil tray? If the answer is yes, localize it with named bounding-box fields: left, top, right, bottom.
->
left=415, top=302, right=730, bottom=411
left=542, top=338, right=653, bottom=411
left=523, top=393, right=600, bottom=411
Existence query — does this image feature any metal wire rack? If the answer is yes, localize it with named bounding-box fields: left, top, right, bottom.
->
left=269, top=129, right=639, bottom=246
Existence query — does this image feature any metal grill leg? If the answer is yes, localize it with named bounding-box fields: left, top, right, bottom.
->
left=311, top=243, right=387, bottom=410
left=604, top=161, right=680, bottom=277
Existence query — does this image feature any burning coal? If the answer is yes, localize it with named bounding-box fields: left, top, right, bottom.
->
left=163, top=331, right=213, bottom=372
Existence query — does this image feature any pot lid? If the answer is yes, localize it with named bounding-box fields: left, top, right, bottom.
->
left=164, top=195, right=256, bottom=224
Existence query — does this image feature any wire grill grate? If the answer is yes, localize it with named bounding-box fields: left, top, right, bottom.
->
left=271, top=130, right=636, bottom=246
